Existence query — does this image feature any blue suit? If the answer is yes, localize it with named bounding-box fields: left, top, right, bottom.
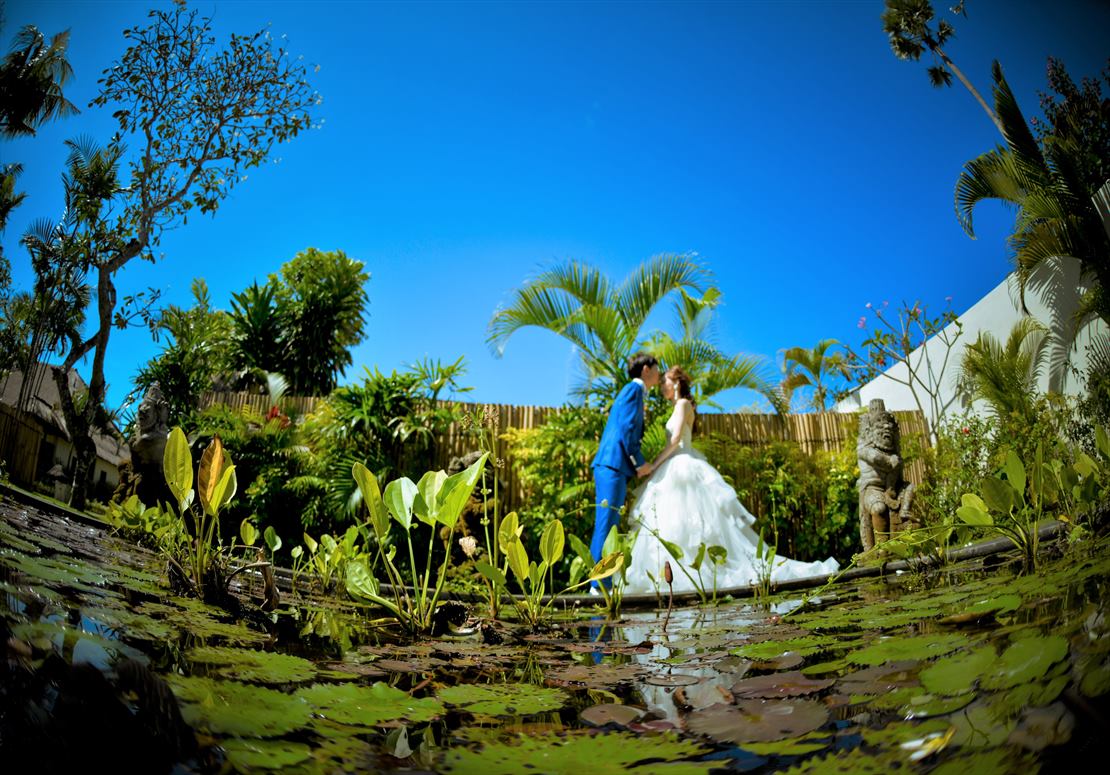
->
left=590, top=379, right=645, bottom=574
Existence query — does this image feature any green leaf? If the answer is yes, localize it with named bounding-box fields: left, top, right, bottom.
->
left=1003, top=449, right=1026, bottom=498
left=568, top=533, right=593, bottom=565
left=383, top=476, right=418, bottom=532
left=206, top=464, right=236, bottom=518
left=499, top=511, right=523, bottom=549
left=345, top=559, right=381, bottom=601
left=352, top=463, right=390, bottom=537
left=506, top=540, right=529, bottom=585
left=162, top=426, right=192, bottom=510
left=690, top=543, right=707, bottom=571
left=587, top=551, right=625, bottom=584
left=981, top=476, right=1014, bottom=514
left=707, top=545, right=728, bottom=565
left=197, top=436, right=225, bottom=516
left=474, top=560, right=508, bottom=590
left=1075, top=452, right=1098, bottom=479
left=540, top=519, right=565, bottom=567
left=263, top=526, right=282, bottom=553
left=1096, top=425, right=1109, bottom=459
left=435, top=453, right=489, bottom=529
left=298, top=682, right=443, bottom=726
left=240, top=519, right=258, bottom=547
left=303, top=533, right=318, bottom=554
left=415, top=470, right=447, bottom=526
left=981, top=634, right=1069, bottom=689
left=657, top=534, right=684, bottom=561
left=920, top=645, right=997, bottom=695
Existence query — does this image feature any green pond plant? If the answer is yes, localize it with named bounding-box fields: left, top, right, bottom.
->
left=956, top=426, right=1109, bottom=570
left=645, top=524, right=729, bottom=607
left=346, top=454, right=489, bottom=633
left=474, top=512, right=625, bottom=627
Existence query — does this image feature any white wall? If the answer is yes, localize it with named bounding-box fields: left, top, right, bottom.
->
left=836, top=260, right=1108, bottom=431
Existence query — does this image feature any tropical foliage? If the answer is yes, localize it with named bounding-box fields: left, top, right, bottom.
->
left=955, top=61, right=1110, bottom=328
left=781, top=339, right=850, bottom=412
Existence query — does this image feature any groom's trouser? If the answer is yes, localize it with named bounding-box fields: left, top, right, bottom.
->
left=591, top=465, right=627, bottom=588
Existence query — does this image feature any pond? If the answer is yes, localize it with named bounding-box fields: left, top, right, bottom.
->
left=2, top=492, right=1108, bottom=773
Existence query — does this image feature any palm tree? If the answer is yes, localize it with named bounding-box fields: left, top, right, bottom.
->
left=881, top=0, right=1004, bottom=136
left=0, top=25, right=78, bottom=138
left=781, top=339, right=850, bottom=412
left=489, top=254, right=707, bottom=397
left=955, top=61, right=1110, bottom=329
left=488, top=254, right=783, bottom=410
left=957, top=317, right=1050, bottom=422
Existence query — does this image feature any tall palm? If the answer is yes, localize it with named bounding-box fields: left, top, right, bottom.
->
left=488, top=254, right=709, bottom=398
left=0, top=25, right=78, bottom=138
left=881, top=0, right=1004, bottom=136
left=955, top=61, right=1110, bottom=328
left=641, top=287, right=786, bottom=413
left=957, top=317, right=1050, bottom=422
left=781, top=339, right=850, bottom=412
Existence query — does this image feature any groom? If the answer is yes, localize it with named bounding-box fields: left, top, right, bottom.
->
left=590, top=352, right=660, bottom=579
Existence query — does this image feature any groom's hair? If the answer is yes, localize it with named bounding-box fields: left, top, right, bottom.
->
left=627, top=352, right=658, bottom=379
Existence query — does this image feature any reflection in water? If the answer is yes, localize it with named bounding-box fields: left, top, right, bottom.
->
left=618, top=599, right=807, bottom=723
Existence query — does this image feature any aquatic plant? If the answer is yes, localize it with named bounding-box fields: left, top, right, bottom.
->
left=346, top=455, right=488, bottom=633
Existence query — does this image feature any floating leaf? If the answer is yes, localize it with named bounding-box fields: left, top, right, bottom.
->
left=687, top=699, right=829, bottom=744
left=920, top=646, right=997, bottom=695
left=222, top=738, right=312, bottom=770
left=731, top=671, right=834, bottom=699
left=438, top=683, right=567, bottom=716
left=580, top=703, right=645, bottom=728
left=981, top=635, right=1068, bottom=690
left=439, top=730, right=718, bottom=774
left=297, top=682, right=443, bottom=726
left=186, top=645, right=316, bottom=684
left=848, top=634, right=966, bottom=666
left=929, top=748, right=1040, bottom=775
left=168, top=675, right=311, bottom=737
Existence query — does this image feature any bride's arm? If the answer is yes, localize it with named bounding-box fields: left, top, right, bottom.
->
left=644, top=400, right=692, bottom=475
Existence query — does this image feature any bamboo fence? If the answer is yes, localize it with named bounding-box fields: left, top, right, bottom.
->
left=199, top=391, right=929, bottom=516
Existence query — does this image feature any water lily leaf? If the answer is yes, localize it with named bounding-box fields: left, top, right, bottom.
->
left=988, top=675, right=1069, bottom=719
left=949, top=702, right=1016, bottom=748
left=438, top=683, right=567, bottom=716
left=777, top=747, right=902, bottom=774
left=750, top=652, right=805, bottom=671
left=920, top=646, right=997, bottom=695
left=580, top=703, right=645, bottom=728
left=741, top=731, right=832, bottom=757
left=801, top=658, right=848, bottom=676
left=544, top=662, right=649, bottom=689
left=928, top=748, right=1040, bottom=775
left=901, top=691, right=975, bottom=719
left=222, top=738, right=312, bottom=770
left=858, top=717, right=950, bottom=749
left=731, top=671, right=834, bottom=699
left=837, top=661, right=921, bottom=695
left=1007, top=701, right=1074, bottom=751
left=643, top=673, right=702, bottom=687
left=731, top=635, right=841, bottom=660
left=168, top=675, right=311, bottom=737
left=439, top=730, right=718, bottom=774
left=847, top=633, right=966, bottom=666
left=1077, top=653, right=1110, bottom=697
left=687, top=699, right=829, bottom=744
left=186, top=645, right=316, bottom=684
left=980, top=635, right=1068, bottom=690
left=297, top=682, right=443, bottom=726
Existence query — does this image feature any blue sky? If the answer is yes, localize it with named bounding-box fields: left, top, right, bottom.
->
left=3, top=0, right=1108, bottom=413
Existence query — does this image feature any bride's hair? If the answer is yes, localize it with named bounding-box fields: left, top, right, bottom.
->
left=666, top=366, right=695, bottom=406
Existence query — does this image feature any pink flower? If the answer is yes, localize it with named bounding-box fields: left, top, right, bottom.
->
left=865, top=302, right=872, bottom=309
left=857, top=316, right=867, bottom=329
left=961, top=426, right=970, bottom=434
left=882, top=300, right=889, bottom=308
left=945, top=295, right=953, bottom=303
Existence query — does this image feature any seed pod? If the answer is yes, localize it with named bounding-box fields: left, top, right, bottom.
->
left=663, top=560, right=673, bottom=585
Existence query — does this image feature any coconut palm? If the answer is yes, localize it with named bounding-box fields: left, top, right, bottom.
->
left=489, top=254, right=782, bottom=410
left=955, top=61, right=1110, bottom=329
left=781, top=339, right=850, bottom=412
left=957, top=317, right=1050, bottom=423
left=881, top=0, right=1003, bottom=136
left=0, top=25, right=78, bottom=138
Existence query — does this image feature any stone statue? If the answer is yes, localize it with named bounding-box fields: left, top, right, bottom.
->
left=129, top=382, right=172, bottom=507
left=857, top=399, right=917, bottom=551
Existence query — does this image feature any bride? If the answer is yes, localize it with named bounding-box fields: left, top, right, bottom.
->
left=622, top=366, right=839, bottom=595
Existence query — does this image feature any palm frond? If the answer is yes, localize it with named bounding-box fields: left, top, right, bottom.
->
left=614, top=253, right=708, bottom=333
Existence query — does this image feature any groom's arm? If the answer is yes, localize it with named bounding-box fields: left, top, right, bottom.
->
left=619, top=383, right=645, bottom=469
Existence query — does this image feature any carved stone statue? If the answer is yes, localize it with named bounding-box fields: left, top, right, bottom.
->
left=857, top=399, right=917, bottom=551
left=129, top=382, right=172, bottom=507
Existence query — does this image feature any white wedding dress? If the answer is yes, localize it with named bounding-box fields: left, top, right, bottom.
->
left=623, top=401, right=839, bottom=594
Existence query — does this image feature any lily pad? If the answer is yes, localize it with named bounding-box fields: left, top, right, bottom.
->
left=544, top=662, right=649, bottom=688
left=186, top=646, right=316, bottom=684
left=836, top=661, right=920, bottom=695
left=847, top=633, right=966, bottom=666
left=222, top=738, right=312, bottom=770
left=928, top=747, right=1040, bottom=775
left=686, top=699, right=829, bottom=744
left=297, top=681, right=444, bottom=726
left=1007, top=701, right=1074, bottom=751
left=901, top=691, right=975, bottom=719
left=438, top=682, right=567, bottom=716
left=741, top=731, right=832, bottom=756
left=732, top=635, right=842, bottom=660
left=980, top=635, right=1068, bottom=690
left=920, top=645, right=997, bottom=695
left=731, top=671, right=834, bottom=699
left=777, top=747, right=898, bottom=774
left=439, top=730, right=720, bottom=774
left=988, top=675, right=1069, bottom=719
left=643, top=673, right=701, bottom=687
left=580, top=703, right=645, bottom=728
left=949, top=702, right=1017, bottom=749
left=168, top=675, right=311, bottom=737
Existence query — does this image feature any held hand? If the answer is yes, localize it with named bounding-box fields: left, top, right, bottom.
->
left=636, top=463, right=654, bottom=479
